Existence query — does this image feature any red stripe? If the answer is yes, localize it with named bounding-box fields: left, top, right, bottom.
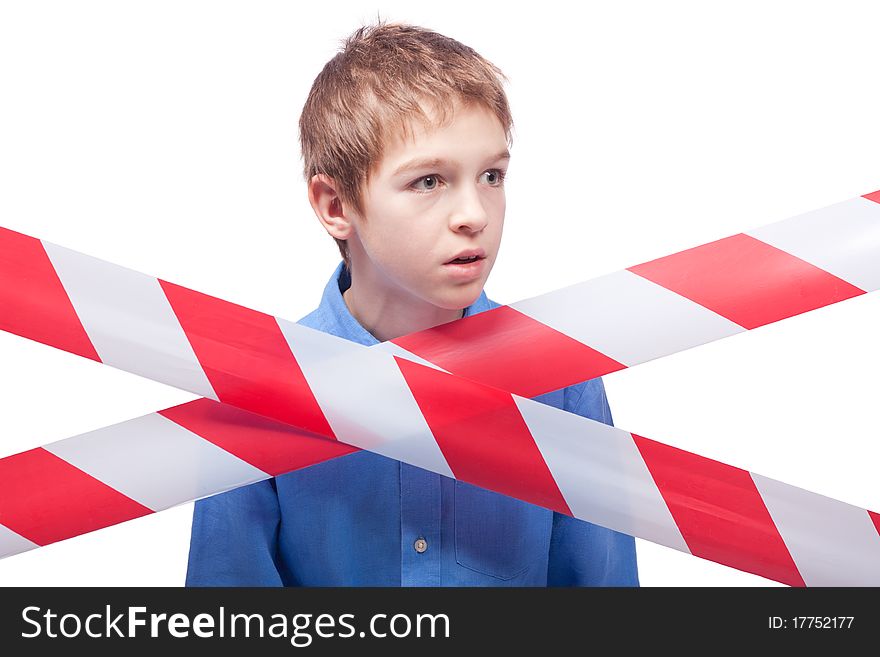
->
left=159, top=280, right=335, bottom=439
left=0, top=228, right=100, bottom=361
left=628, top=233, right=865, bottom=330
left=0, top=448, right=151, bottom=546
left=863, top=190, right=880, bottom=204
left=392, top=306, right=625, bottom=398
left=632, top=434, right=805, bottom=586
left=395, top=356, right=571, bottom=514
left=869, top=510, right=880, bottom=537
left=159, top=398, right=357, bottom=477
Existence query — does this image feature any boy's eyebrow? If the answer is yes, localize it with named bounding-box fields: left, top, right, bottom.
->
left=392, top=150, right=511, bottom=177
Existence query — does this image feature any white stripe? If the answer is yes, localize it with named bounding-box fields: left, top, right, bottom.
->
left=375, top=340, right=449, bottom=372
left=752, top=473, right=880, bottom=586
left=44, top=413, right=268, bottom=511
left=0, top=524, right=39, bottom=559
left=747, top=196, right=880, bottom=292
left=277, top=318, right=454, bottom=477
left=513, top=396, right=690, bottom=553
left=510, top=269, right=745, bottom=366
left=41, top=241, right=218, bottom=400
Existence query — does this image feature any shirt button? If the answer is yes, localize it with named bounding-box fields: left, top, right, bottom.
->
left=413, top=538, right=428, bottom=553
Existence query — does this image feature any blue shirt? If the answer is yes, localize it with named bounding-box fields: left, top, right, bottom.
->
left=185, top=262, right=639, bottom=586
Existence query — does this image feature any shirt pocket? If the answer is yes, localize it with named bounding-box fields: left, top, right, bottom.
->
left=454, top=480, right=553, bottom=580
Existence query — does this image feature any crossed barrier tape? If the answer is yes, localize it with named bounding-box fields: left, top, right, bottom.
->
left=1, top=191, right=879, bottom=585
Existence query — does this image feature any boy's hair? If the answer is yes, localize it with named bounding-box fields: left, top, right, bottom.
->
left=298, top=19, right=514, bottom=271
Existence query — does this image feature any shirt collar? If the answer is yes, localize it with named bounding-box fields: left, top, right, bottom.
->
left=319, top=260, right=493, bottom=346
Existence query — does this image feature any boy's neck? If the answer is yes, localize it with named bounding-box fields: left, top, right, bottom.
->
left=342, top=272, right=465, bottom=343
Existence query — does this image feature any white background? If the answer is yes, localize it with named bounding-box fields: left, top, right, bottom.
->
left=1, top=0, right=878, bottom=587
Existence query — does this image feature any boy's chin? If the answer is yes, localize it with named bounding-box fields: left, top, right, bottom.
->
left=428, top=286, right=483, bottom=313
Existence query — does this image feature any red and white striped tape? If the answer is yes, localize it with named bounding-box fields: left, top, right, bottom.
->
left=1, top=191, right=879, bottom=585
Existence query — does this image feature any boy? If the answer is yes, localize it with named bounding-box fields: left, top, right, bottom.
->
left=186, top=20, right=638, bottom=586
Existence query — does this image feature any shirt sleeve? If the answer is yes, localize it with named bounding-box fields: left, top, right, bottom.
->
left=546, top=378, right=640, bottom=587
left=185, top=478, right=284, bottom=586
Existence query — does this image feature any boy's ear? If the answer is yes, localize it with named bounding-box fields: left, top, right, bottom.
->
left=307, top=173, right=356, bottom=240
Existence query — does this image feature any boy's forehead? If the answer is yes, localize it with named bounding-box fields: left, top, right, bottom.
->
left=376, top=102, right=508, bottom=176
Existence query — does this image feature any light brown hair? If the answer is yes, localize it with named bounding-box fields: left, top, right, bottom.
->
left=298, top=19, right=514, bottom=271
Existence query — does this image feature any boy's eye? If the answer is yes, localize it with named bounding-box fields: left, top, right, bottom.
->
left=412, top=175, right=440, bottom=192
left=482, top=169, right=507, bottom=186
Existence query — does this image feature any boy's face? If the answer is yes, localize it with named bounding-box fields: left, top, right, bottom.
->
left=346, top=99, right=509, bottom=311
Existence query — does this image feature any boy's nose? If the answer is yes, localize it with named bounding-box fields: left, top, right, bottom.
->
left=449, top=185, right=490, bottom=233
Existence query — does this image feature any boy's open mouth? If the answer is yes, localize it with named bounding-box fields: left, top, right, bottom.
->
left=445, top=249, right=486, bottom=265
